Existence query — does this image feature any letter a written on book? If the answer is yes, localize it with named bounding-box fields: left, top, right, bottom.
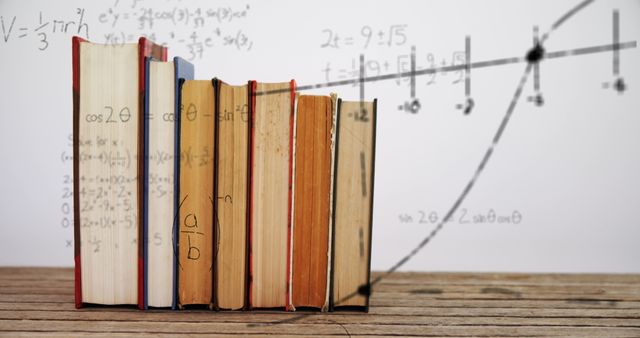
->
left=178, top=80, right=215, bottom=308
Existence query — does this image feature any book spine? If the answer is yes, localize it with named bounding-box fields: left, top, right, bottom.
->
left=172, top=78, right=186, bottom=310
left=285, top=80, right=297, bottom=311
left=212, top=78, right=220, bottom=310
left=247, top=80, right=257, bottom=309
left=210, top=80, right=217, bottom=311
left=244, top=81, right=254, bottom=310
left=328, top=98, right=342, bottom=312
left=172, top=58, right=194, bottom=310
left=142, top=57, right=152, bottom=310
left=364, top=99, right=378, bottom=312
left=322, top=94, right=338, bottom=312
left=137, top=38, right=167, bottom=310
left=72, top=36, right=85, bottom=310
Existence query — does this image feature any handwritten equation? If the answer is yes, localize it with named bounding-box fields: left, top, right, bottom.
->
left=0, top=8, right=89, bottom=51
left=61, top=134, right=74, bottom=250
left=100, top=1, right=254, bottom=60
left=320, top=24, right=408, bottom=49
left=1, top=1, right=253, bottom=60
left=321, top=51, right=465, bottom=86
left=398, top=208, right=524, bottom=225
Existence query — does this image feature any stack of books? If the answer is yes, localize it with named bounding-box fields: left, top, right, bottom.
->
left=72, top=37, right=376, bottom=312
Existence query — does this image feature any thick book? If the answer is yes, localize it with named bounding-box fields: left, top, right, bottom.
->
left=289, top=94, right=336, bottom=311
left=72, top=37, right=166, bottom=309
left=177, top=80, right=215, bottom=308
left=212, top=79, right=252, bottom=310
left=329, top=99, right=377, bottom=312
left=248, top=81, right=296, bottom=309
left=143, top=57, right=194, bottom=309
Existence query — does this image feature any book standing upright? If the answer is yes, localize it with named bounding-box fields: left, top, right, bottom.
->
left=72, top=37, right=166, bottom=309
left=329, top=99, right=377, bottom=312
left=143, top=57, right=194, bottom=309
left=248, top=81, right=296, bottom=310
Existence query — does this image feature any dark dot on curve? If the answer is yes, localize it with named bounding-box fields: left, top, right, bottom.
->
left=357, top=283, right=371, bottom=296
left=526, top=43, right=545, bottom=64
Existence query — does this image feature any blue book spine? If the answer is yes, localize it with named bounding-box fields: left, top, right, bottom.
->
left=172, top=57, right=194, bottom=310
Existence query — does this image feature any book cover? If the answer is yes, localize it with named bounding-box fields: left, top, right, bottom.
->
left=172, top=57, right=194, bottom=310
left=248, top=80, right=296, bottom=309
left=142, top=57, right=193, bottom=309
left=72, top=37, right=166, bottom=309
left=212, top=79, right=252, bottom=310
left=329, top=99, right=377, bottom=312
left=177, top=80, right=216, bottom=308
left=290, top=94, right=336, bottom=311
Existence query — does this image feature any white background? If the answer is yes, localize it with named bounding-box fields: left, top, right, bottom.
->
left=0, top=0, right=639, bottom=272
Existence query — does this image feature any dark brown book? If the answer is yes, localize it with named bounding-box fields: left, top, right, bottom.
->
left=330, top=99, right=377, bottom=311
left=213, top=79, right=251, bottom=310
left=290, top=95, right=335, bottom=311
left=177, top=80, right=215, bottom=308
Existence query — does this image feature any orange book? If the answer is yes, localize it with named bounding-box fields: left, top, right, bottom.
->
left=290, top=94, right=336, bottom=311
left=177, top=80, right=215, bottom=308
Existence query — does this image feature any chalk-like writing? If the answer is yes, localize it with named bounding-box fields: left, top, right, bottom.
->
left=321, top=52, right=465, bottom=86
left=100, top=1, right=254, bottom=60
left=398, top=209, right=524, bottom=225
left=320, top=25, right=407, bottom=49
left=0, top=8, right=89, bottom=51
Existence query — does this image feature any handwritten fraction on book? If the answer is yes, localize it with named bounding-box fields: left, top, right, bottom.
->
left=73, top=37, right=376, bottom=312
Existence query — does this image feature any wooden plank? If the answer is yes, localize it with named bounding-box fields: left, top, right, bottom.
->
left=0, top=334, right=345, bottom=338
left=2, top=294, right=640, bottom=311
left=4, top=282, right=640, bottom=300
left=0, top=268, right=639, bottom=337
left=373, top=271, right=640, bottom=285
left=1, top=320, right=640, bottom=337
left=1, top=268, right=638, bottom=284
left=1, top=309, right=639, bottom=327
left=1, top=302, right=638, bottom=320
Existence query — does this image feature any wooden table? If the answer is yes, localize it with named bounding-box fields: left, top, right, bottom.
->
left=0, top=268, right=638, bottom=337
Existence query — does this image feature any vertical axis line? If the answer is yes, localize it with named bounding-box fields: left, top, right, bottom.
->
left=359, top=54, right=365, bottom=114
left=410, top=45, right=416, bottom=99
left=465, top=36, right=471, bottom=97
left=533, top=26, right=541, bottom=92
left=613, top=9, right=620, bottom=76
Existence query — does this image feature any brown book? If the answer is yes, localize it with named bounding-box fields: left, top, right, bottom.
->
left=249, top=80, right=296, bottom=309
left=290, top=94, right=336, bottom=311
left=177, top=80, right=215, bottom=308
left=72, top=37, right=166, bottom=308
left=213, top=79, right=251, bottom=310
left=330, top=99, right=377, bottom=311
